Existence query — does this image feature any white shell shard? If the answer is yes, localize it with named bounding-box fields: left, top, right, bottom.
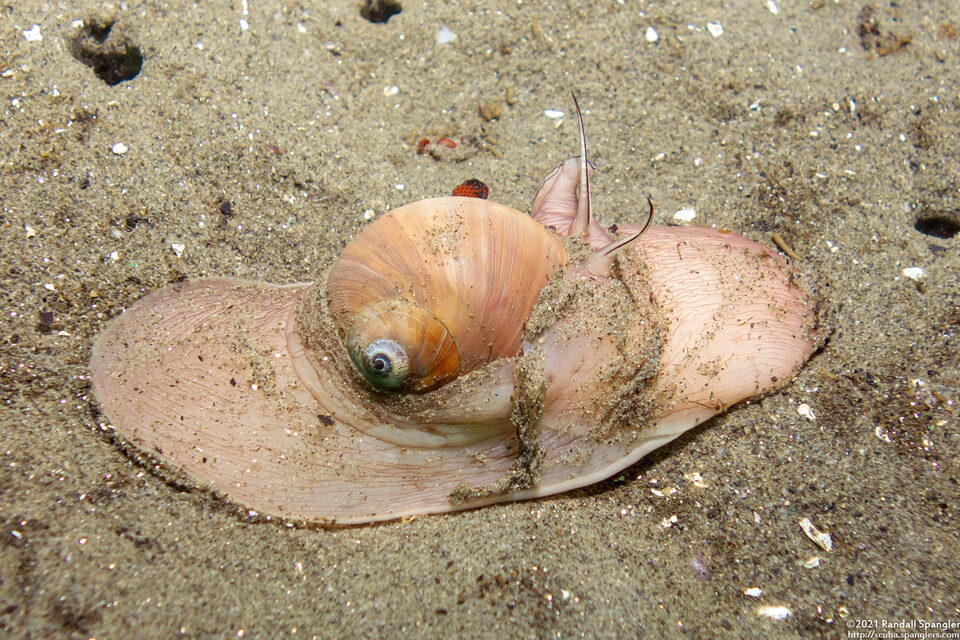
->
left=799, top=517, right=833, bottom=551
left=756, top=605, right=791, bottom=620
left=435, top=26, right=456, bottom=45
left=902, top=266, right=924, bottom=281
left=22, top=24, right=43, bottom=42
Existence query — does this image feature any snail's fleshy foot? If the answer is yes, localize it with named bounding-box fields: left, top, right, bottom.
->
left=447, top=350, right=546, bottom=505
left=509, top=348, right=547, bottom=478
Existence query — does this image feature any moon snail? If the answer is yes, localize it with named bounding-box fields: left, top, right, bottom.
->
left=90, top=96, right=820, bottom=524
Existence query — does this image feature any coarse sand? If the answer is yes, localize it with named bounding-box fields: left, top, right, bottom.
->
left=1, top=0, right=958, bottom=637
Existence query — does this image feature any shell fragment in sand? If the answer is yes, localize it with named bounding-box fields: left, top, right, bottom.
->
left=799, top=518, right=833, bottom=551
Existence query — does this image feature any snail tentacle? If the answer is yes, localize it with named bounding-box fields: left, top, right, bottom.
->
left=586, top=197, right=656, bottom=276
left=570, top=91, right=593, bottom=238
left=530, top=161, right=608, bottom=247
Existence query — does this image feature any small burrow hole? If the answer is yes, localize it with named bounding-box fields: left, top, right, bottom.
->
left=360, top=0, right=402, bottom=23
left=914, top=212, right=960, bottom=239
left=67, top=18, right=143, bottom=86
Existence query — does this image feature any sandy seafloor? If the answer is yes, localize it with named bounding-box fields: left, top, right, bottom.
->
left=1, top=0, right=958, bottom=637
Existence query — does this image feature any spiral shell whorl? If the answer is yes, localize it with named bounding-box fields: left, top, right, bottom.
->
left=345, top=298, right=460, bottom=392
left=326, top=197, right=567, bottom=392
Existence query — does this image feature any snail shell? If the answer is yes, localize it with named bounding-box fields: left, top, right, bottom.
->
left=324, top=198, right=566, bottom=392
left=89, top=99, right=819, bottom=524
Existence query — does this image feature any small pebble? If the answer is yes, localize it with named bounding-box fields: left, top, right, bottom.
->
left=645, top=26, right=658, bottom=43
left=804, top=557, right=821, bottom=569
left=673, top=208, right=696, bottom=222
left=744, top=587, right=763, bottom=598
left=544, top=110, right=564, bottom=119
left=111, top=142, right=128, bottom=155
left=683, top=471, right=707, bottom=487
left=707, top=22, right=724, bottom=38
left=797, top=403, right=816, bottom=421
left=479, top=101, right=502, bottom=122
left=171, top=242, right=185, bottom=257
